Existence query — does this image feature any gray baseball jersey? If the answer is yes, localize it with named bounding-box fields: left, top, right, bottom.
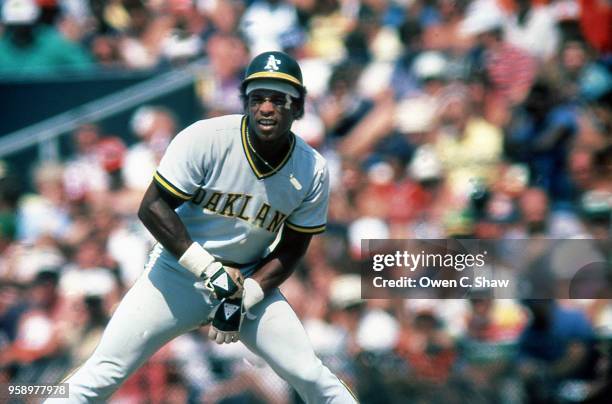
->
left=46, top=114, right=357, bottom=404
left=153, top=114, right=330, bottom=269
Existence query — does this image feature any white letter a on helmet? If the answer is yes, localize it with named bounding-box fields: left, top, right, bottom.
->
left=264, top=55, right=281, bottom=71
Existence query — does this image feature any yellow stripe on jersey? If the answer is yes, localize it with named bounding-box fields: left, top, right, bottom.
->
left=285, top=221, right=326, bottom=234
left=153, top=172, right=192, bottom=200
left=241, top=116, right=261, bottom=177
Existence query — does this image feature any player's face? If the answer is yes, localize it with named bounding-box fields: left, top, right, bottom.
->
left=247, top=89, right=296, bottom=143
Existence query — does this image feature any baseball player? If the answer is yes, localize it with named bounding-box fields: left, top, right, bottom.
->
left=47, top=52, right=357, bottom=403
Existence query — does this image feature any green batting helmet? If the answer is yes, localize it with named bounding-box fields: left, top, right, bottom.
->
left=241, top=51, right=306, bottom=97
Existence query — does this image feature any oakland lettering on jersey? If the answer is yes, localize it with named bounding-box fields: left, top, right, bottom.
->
left=193, top=189, right=287, bottom=233
left=220, top=193, right=242, bottom=216
left=253, top=203, right=270, bottom=228
left=237, top=195, right=252, bottom=221
left=204, top=191, right=223, bottom=212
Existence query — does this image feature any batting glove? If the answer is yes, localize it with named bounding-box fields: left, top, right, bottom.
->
left=178, top=243, right=244, bottom=300
left=208, top=298, right=243, bottom=344
left=204, top=263, right=244, bottom=300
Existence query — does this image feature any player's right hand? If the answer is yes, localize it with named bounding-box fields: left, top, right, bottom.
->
left=204, top=264, right=244, bottom=300
left=208, top=298, right=243, bottom=344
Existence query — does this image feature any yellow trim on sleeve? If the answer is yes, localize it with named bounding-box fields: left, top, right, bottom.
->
left=153, top=172, right=192, bottom=200
left=285, top=222, right=326, bottom=234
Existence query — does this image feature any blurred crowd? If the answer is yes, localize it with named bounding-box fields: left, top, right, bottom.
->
left=1, top=0, right=611, bottom=403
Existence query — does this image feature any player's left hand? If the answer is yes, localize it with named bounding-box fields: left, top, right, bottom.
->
left=208, top=298, right=243, bottom=344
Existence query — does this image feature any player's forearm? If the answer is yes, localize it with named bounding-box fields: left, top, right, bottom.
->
left=138, top=190, right=192, bottom=258
left=251, top=228, right=311, bottom=293
left=237, top=253, right=298, bottom=316
left=251, top=255, right=299, bottom=292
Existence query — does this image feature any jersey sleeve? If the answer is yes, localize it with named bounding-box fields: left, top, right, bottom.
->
left=285, top=162, right=330, bottom=234
left=154, top=121, right=208, bottom=200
